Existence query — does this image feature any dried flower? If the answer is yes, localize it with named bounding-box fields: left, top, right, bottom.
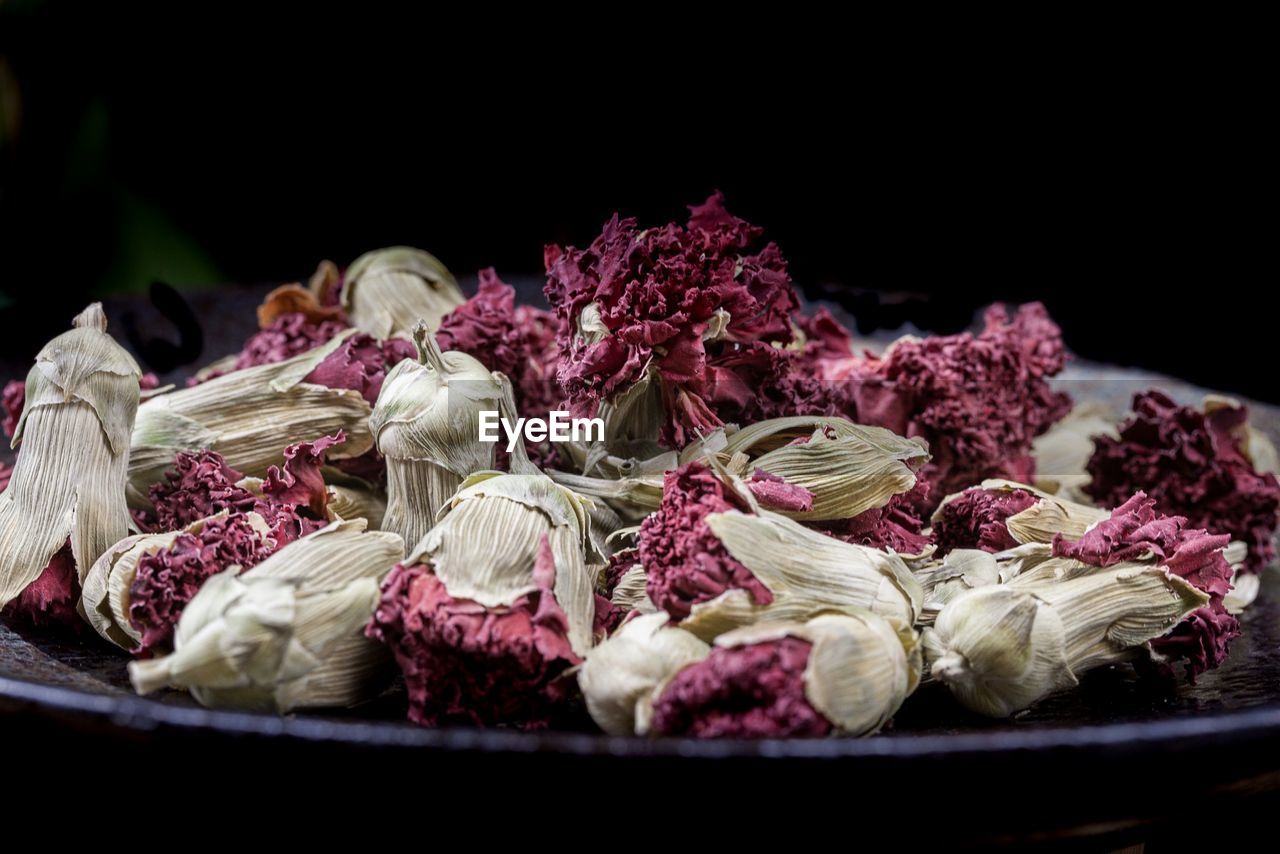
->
left=366, top=472, right=601, bottom=728
left=1087, top=391, right=1280, bottom=575
left=0, top=542, right=80, bottom=629
left=369, top=323, right=510, bottom=552
left=129, top=519, right=404, bottom=712
left=129, top=331, right=374, bottom=507
left=932, top=480, right=1107, bottom=556
left=924, top=563, right=1207, bottom=717
left=544, top=192, right=798, bottom=450
left=803, top=303, right=1071, bottom=507
left=341, top=246, right=464, bottom=339
left=577, top=611, right=711, bottom=735
left=917, top=548, right=1002, bottom=623
left=0, top=304, right=140, bottom=611
left=639, top=462, right=921, bottom=640
left=648, top=612, right=920, bottom=738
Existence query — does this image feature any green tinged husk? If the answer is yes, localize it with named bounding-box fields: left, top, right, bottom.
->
left=341, top=246, right=464, bottom=339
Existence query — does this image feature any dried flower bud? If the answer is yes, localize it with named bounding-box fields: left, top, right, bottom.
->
left=932, top=480, right=1107, bottom=555
left=369, top=323, right=509, bottom=551
left=924, top=563, right=1207, bottom=717
left=129, top=519, right=404, bottom=712
left=341, top=246, right=464, bottom=339
left=917, top=549, right=1001, bottom=623
left=129, top=332, right=374, bottom=507
left=366, top=472, right=601, bottom=728
left=609, top=563, right=655, bottom=615
left=80, top=510, right=274, bottom=651
left=0, top=304, right=140, bottom=610
left=577, top=612, right=711, bottom=735
left=648, top=612, right=920, bottom=738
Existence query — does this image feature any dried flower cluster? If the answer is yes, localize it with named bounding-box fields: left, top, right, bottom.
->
left=2, top=202, right=1275, bottom=739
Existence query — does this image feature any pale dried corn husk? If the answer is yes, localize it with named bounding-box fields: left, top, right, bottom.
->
left=370, top=323, right=509, bottom=551
left=410, top=472, right=599, bottom=656
left=128, top=519, right=404, bottom=711
left=932, top=479, right=1109, bottom=547
left=80, top=511, right=274, bottom=649
left=341, top=246, right=463, bottom=339
left=610, top=563, right=655, bottom=614
left=557, top=370, right=668, bottom=476
left=1031, top=402, right=1118, bottom=503
left=917, top=549, right=1001, bottom=623
left=923, top=562, right=1207, bottom=717
left=128, top=330, right=373, bottom=508
left=327, top=484, right=388, bottom=529
left=578, top=612, right=710, bottom=736
left=675, top=508, right=922, bottom=640
left=1204, top=394, right=1280, bottom=475
left=0, top=304, right=140, bottom=607
left=1222, top=541, right=1258, bottom=614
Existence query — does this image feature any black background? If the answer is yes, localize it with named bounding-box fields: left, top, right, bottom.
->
left=1, top=8, right=1270, bottom=403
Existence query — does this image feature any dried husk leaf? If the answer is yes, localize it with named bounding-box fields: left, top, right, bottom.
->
left=341, top=246, right=464, bottom=339
left=610, top=563, right=655, bottom=614
left=370, top=324, right=506, bottom=551
left=128, top=331, right=373, bottom=508
left=0, top=304, right=140, bottom=606
left=408, top=472, right=598, bottom=656
left=676, top=508, right=922, bottom=640
left=1031, top=402, right=1119, bottom=503
left=326, top=484, right=388, bottom=529
left=917, top=549, right=1002, bottom=623
left=578, top=611, right=710, bottom=736
left=924, top=562, right=1208, bottom=717
left=128, top=519, right=405, bottom=711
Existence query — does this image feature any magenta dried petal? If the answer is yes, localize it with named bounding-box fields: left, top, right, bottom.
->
left=366, top=554, right=582, bottom=729
left=0, top=541, right=83, bottom=630
left=650, top=637, right=832, bottom=738
left=1150, top=602, right=1240, bottom=683
left=261, top=432, right=342, bottom=518
left=128, top=513, right=274, bottom=655
left=302, top=332, right=414, bottom=406
left=3, top=378, right=25, bottom=439
left=1052, top=493, right=1234, bottom=598
left=1087, top=391, right=1280, bottom=574
left=544, top=192, right=798, bottom=448
left=824, top=478, right=934, bottom=554
left=148, top=450, right=256, bottom=531
left=932, top=486, right=1038, bottom=555
left=639, top=462, right=773, bottom=620
left=807, top=303, right=1071, bottom=506
left=747, top=469, right=815, bottom=513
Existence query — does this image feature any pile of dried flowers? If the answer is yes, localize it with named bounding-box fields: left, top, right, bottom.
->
left=2, top=196, right=1277, bottom=737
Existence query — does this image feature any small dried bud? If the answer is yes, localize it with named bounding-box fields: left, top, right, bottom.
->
left=369, top=323, right=509, bottom=551
left=932, top=480, right=1108, bottom=555
left=129, top=519, right=404, bottom=712
left=577, top=611, right=710, bottom=735
left=649, top=612, right=920, bottom=738
left=341, top=246, right=464, bottom=339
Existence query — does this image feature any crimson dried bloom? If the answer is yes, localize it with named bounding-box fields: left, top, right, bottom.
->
left=128, top=513, right=276, bottom=655
left=437, top=268, right=562, bottom=418
left=1086, top=391, right=1280, bottom=574
left=544, top=192, right=798, bottom=448
left=365, top=536, right=582, bottom=729
left=303, top=333, right=417, bottom=406
left=823, top=478, right=933, bottom=554
left=639, top=462, right=773, bottom=620
left=932, top=485, right=1038, bottom=555
left=1052, top=492, right=1239, bottom=681
left=201, top=313, right=350, bottom=383
left=814, top=304, right=1071, bottom=505
left=649, top=637, right=832, bottom=738
left=147, top=450, right=256, bottom=531
left=0, top=541, right=82, bottom=630
left=746, top=469, right=815, bottom=513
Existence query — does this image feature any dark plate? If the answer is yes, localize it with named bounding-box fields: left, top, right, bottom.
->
left=3, top=284, right=1279, bottom=848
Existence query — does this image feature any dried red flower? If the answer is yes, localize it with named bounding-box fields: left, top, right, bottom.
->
left=650, top=637, right=832, bottom=738
left=0, top=541, right=82, bottom=630
left=932, top=485, right=1039, bottom=555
